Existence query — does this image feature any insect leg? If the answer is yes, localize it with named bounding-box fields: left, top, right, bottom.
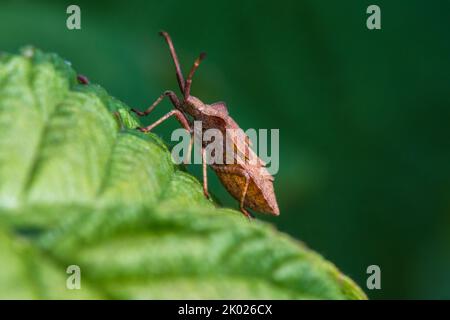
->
left=184, top=132, right=194, bottom=165
left=202, top=147, right=210, bottom=199
left=113, top=111, right=124, bottom=130
left=212, top=166, right=253, bottom=219
left=131, top=90, right=180, bottom=116
left=138, top=109, right=191, bottom=133
left=240, top=173, right=252, bottom=219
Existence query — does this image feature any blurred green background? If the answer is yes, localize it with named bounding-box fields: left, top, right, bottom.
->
left=1, top=0, right=449, bottom=299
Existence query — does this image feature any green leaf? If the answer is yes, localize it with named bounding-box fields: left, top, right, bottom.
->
left=0, top=49, right=366, bottom=299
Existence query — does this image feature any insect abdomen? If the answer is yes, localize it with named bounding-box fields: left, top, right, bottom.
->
left=212, top=164, right=279, bottom=215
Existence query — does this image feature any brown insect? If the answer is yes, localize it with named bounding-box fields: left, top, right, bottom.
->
left=132, top=31, right=279, bottom=218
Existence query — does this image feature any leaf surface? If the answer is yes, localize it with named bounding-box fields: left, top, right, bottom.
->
left=0, top=49, right=366, bottom=299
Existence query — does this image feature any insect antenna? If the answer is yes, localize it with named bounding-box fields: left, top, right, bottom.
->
left=184, top=52, right=206, bottom=99
left=159, top=31, right=186, bottom=94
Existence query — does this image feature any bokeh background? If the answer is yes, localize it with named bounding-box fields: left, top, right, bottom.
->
left=1, top=0, right=449, bottom=299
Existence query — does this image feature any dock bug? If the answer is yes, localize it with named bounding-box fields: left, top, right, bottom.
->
left=132, top=32, right=279, bottom=218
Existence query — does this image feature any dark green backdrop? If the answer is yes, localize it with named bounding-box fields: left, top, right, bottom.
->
left=1, top=0, right=449, bottom=299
